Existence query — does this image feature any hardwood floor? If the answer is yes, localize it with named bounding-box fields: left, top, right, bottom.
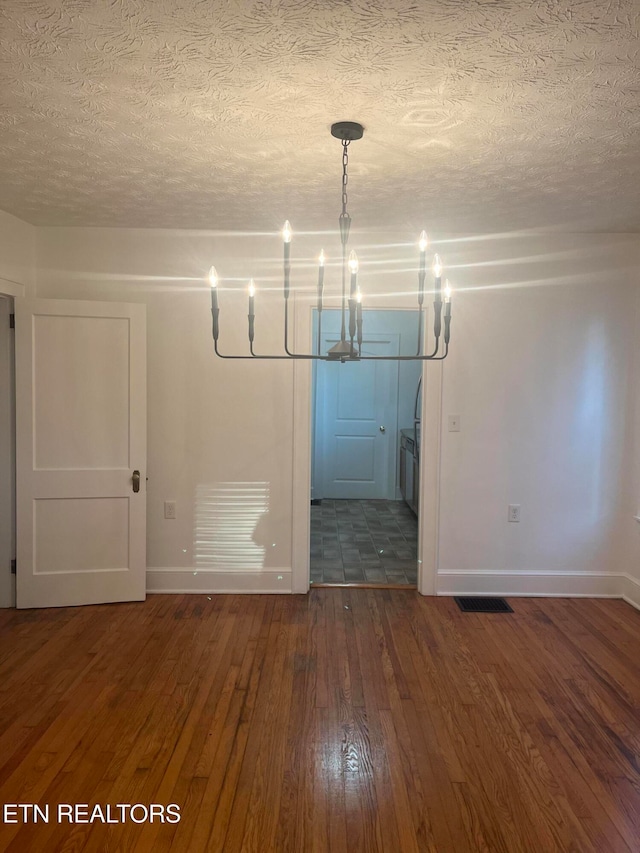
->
left=0, top=592, right=638, bottom=852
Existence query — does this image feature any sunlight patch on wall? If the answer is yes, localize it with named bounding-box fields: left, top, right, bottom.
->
left=194, top=482, right=270, bottom=572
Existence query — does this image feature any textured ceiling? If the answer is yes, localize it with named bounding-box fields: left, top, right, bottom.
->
left=1, top=0, right=639, bottom=232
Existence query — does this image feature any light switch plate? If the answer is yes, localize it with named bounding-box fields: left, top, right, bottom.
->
left=448, top=414, right=461, bottom=432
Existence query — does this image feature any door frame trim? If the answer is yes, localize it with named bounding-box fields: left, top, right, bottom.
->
left=291, top=298, right=443, bottom=596
left=0, top=295, right=15, bottom=608
left=0, top=281, right=23, bottom=609
left=0, top=280, right=25, bottom=300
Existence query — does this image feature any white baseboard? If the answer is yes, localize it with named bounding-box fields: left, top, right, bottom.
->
left=146, top=568, right=292, bottom=594
left=620, top=573, right=640, bottom=611
left=145, top=567, right=640, bottom=603
left=437, top=570, right=622, bottom=598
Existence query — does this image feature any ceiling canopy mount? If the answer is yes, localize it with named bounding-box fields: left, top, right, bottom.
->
left=330, top=121, right=365, bottom=142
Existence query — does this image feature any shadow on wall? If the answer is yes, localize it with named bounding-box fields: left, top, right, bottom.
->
left=194, top=482, right=279, bottom=571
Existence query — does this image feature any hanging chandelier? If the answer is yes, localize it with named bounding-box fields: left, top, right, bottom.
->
left=208, top=121, right=452, bottom=362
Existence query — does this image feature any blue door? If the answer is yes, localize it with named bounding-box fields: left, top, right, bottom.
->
left=315, top=333, right=399, bottom=499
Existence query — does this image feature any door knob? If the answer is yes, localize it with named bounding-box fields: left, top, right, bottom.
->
left=132, top=470, right=141, bottom=493
left=379, top=425, right=386, bottom=433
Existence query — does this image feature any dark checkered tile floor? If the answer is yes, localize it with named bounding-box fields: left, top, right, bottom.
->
left=310, top=499, right=418, bottom=586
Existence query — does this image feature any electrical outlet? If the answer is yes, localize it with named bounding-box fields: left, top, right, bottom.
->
left=164, top=500, right=177, bottom=520
left=448, top=414, right=461, bottom=432
left=508, top=504, right=521, bottom=523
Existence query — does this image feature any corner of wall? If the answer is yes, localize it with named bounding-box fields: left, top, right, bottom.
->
left=621, top=573, right=640, bottom=610
left=0, top=210, right=36, bottom=297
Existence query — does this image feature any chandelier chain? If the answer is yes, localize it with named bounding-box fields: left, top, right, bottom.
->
left=341, top=140, right=350, bottom=217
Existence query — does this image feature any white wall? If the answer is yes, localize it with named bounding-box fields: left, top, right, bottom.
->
left=435, top=233, right=639, bottom=599
left=0, top=209, right=35, bottom=295
left=35, top=225, right=640, bottom=599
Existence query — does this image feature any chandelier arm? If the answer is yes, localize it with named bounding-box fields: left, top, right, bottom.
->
left=211, top=295, right=447, bottom=360
left=284, top=298, right=295, bottom=356
left=415, top=305, right=423, bottom=356
left=432, top=343, right=449, bottom=361
left=426, top=323, right=443, bottom=358
left=354, top=347, right=449, bottom=361
left=443, top=308, right=451, bottom=346
left=353, top=325, right=451, bottom=359
left=214, top=327, right=321, bottom=360
left=348, top=297, right=357, bottom=356
left=249, top=338, right=326, bottom=360
left=211, top=308, right=219, bottom=347
left=283, top=227, right=295, bottom=353
left=237, top=347, right=450, bottom=361
left=433, top=299, right=443, bottom=341
left=213, top=339, right=256, bottom=359
left=284, top=244, right=291, bottom=300
left=362, top=332, right=449, bottom=361
left=282, top=298, right=326, bottom=358
left=212, top=308, right=220, bottom=343
left=213, top=333, right=448, bottom=361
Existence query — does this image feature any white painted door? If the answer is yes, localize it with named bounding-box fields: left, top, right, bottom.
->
left=15, top=299, right=146, bottom=609
left=316, top=335, right=399, bottom=499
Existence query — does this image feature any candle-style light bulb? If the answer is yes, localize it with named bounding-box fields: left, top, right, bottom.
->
left=348, top=249, right=359, bottom=300
left=356, top=289, right=362, bottom=304
left=283, top=222, right=292, bottom=300
left=432, top=253, right=443, bottom=279
left=443, top=280, right=452, bottom=343
left=419, top=231, right=428, bottom=252
left=317, top=250, right=325, bottom=314
left=247, top=279, right=256, bottom=344
left=209, top=266, right=219, bottom=340
left=209, top=266, right=219, bottom=307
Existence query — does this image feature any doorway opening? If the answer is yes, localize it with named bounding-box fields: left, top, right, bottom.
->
left=310, top=309, right=421, bottom=587
left=0, top=295, right=15, bottom=608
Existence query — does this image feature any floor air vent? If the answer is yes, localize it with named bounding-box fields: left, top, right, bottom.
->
left=454, top=597, right=513, bottom=613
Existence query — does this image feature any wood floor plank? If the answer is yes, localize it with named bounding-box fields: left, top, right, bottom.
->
left=0, top=592, right=638, bottom=852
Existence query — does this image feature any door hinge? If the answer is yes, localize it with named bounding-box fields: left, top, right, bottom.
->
left=11, top=559, right=16, bottom=575
left=9, top=313, right=15, bottom=329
